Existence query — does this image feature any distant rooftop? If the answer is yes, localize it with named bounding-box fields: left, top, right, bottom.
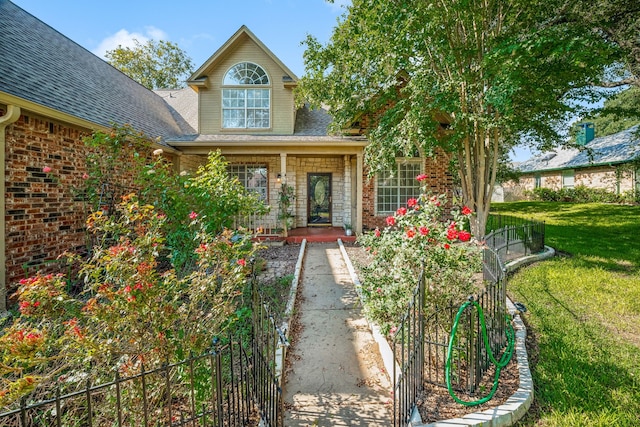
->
left=518, top=125, right=640, bottom=173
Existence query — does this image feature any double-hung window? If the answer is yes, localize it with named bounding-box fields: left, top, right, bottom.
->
left=222, top=62, right=270, bottom=129
left=228, top=165, right=268, bottom=201
left=376, top=160, right=423, bottom=214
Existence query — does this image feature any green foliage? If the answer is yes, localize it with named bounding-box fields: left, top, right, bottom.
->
left=492, top=201, right=640, bottom=425
left=357, top=180, right=481, bottom=333
left=80, top=124, right=151, bottom=215
left=136, top=150, right=267, bottom=274
left=527, top=185, right=638, bottom=203
left=105, top=39, right=194, bottom=89
left=1, top=194, right=257, bottom=412
left=577, top=87, right=640, bottom=137
left=298, top=0, right=614, bottom=236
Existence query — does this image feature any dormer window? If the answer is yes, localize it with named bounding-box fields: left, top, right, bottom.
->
left=222, top=62, right=270, bottom=129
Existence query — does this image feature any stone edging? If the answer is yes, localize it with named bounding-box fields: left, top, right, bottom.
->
left=339, top=240, right=556, bottom=427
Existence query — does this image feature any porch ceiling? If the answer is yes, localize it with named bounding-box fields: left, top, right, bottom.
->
left=168, top=138, right=368, bottom=155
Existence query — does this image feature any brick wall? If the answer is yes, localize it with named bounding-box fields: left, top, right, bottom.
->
left=362, top=150, right=454, bottom=230
left=4, top=113, right=157, bottom=302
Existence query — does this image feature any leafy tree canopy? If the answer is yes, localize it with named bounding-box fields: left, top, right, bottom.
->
left=577, top=87, right=640, bottom=137
left=106, top=39, right=194, bottom=90
left=299, top=0, right=616, bottom=236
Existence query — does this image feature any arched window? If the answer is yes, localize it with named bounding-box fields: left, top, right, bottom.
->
left=222, top=62, right=270, bottom=129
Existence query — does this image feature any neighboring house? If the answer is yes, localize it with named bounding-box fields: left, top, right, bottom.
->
left=503, top=125, right=640, bottom=200
left=0, top=0, right=453, bottom=310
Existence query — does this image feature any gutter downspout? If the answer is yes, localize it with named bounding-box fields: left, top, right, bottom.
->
left=0, top=105, right=21, bottom=313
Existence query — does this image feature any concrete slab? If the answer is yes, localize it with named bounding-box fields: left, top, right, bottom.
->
left=284, top=243, right=392, bottom=427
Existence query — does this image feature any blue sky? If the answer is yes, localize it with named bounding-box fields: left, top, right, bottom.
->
left=12, top=0, right=535, bottom=162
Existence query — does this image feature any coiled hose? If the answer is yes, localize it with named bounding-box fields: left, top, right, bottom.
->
left=445, top=299, right=515, bottom=406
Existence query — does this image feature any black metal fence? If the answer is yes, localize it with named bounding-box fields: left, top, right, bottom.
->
left=1, top=284, right=285, bottom=427
left=392, top=228, right=520, bottom=425
left=485, top=214, right=545, bottom=263
left=391, top=271, right=425, bottom=427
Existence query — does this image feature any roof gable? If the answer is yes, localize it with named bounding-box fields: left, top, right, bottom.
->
left=0, top=0, right=183, bottom=141
left=188, top=25, right=298, bottom=87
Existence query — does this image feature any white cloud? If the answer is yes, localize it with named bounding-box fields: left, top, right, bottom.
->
left=92, top=26, right=168, bottom=58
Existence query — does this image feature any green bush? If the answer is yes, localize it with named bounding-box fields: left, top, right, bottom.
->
left=528, top=185, right=629, bottom=203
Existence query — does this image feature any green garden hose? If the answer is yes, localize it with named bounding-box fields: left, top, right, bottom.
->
left=445, top=299, right=516, bottom=406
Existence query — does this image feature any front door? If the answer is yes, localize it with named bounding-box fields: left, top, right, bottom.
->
left=308, top=173, right=331, bottom=226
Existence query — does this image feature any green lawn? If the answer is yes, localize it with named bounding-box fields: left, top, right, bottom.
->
left=491, top=202, right=640, bottom=427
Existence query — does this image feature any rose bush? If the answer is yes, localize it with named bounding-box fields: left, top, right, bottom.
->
left=357, top=177, right=482, bottom=334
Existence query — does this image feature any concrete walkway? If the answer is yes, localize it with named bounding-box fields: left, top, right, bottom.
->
left=284, top=243, right=392, bottom=426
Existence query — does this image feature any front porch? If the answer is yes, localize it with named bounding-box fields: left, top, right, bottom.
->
left=285, top=227, right=358, bottom=244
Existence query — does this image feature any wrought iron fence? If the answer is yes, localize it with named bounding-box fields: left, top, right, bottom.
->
left=0, top=339, right=255, bottom=427
left=393, top=246, right=513, bottom=424
left=391, top=270, right=425, bottom=427
left=1, top=280, right=285, bottom=427
left=485, top=214, right=545, bottom=263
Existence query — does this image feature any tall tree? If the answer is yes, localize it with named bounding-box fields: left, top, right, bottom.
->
left=579, top=87, right=640, bottom=137
left=106, top=39, right=194, bottom=90
left=299, top=0, right=614, bottom=237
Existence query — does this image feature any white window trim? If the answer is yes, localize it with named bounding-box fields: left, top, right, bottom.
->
left=221, top=62, right=271, bottom=130
left=227, top=164, right=268, bottom=201
left=374, top=158, right=423, bottom=215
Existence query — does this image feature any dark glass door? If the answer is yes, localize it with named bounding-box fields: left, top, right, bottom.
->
left=308, top=173, right=331, bottom=226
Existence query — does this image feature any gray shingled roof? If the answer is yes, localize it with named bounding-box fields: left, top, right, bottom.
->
left=294, top=104, right=333, bottom=136
left=154, top=88, right=198, bottom=134
left=0, top=0, right=183, bottom=142
left=518, top=125, right=640, bottom=172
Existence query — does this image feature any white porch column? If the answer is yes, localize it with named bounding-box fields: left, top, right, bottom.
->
left=343, top=155, right=351, bottom=227
left=280, top=153, right=287, bottom=183
left=356, top=153, right=364, bottom=234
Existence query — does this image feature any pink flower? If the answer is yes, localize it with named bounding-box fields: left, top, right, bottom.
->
left=82, top=173, right=89, bottom=180
left=189, top=211, right=198, bottom=220
left=416, top=174, right=427, bottom=182
left=42, top=166, right=52, bottom=173
left=458, top=231, right=472, bottom=242
left=462, top=206, right=473, bottom=216
left=237, top=259, right=246, bottom=267
left=396, top=207, right=407, bottom=216
left=376, top=287, right=383, bottom=294
left=386, top=216, right=395, bottom=226
left=374, top=228, right=381, bottom=238
left=407, top=198, right=418, bottom=208
left=419, top=226, right=429, bottom=236
left=406, top=228, right=416, bottom=238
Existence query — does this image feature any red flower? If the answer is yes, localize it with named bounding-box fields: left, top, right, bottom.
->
left=444, top=243, right=451, bottom=250
left=374, top=228, right=381, bottom=237
left=396, top=207, right=407, bottom=216
left=189, top=211, right=198, bottom=220
left=406, top=228, right=416, bottom=238
left=416, top=174, right=427, bottom=182
left=447, top=228, right=458, bottom=240
left=386, top=216, right=395, bottom=226
left=407, top=198, right=418, bottom=208
left=419, top=226, right=429, bottom=236
left=33, top=301, right=41, bottom=308
left=237, top=259, right=246, bottom=267
left=462, top=206, right=473, bottom=216
left=458, top=231, right=472, bottom=242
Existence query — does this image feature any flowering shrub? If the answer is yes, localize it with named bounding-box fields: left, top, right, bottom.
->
left=136, top=149, right=267, bottom=275
left=357, top=178, right=482, bottom=334
left=1, top=194, right=257, bottom=411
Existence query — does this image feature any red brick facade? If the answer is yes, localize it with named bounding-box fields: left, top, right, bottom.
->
left=361, top=150, right=455, bottom=230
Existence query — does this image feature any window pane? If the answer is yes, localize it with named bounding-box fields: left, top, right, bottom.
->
left=228, top=165, right=268, bottom=201
left=376, top=161, right=422, bottom=213
left=223, top=62, right=270, bottom=85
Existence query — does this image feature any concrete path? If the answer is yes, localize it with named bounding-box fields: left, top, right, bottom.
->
left=284, top=243, right=392, bottom=427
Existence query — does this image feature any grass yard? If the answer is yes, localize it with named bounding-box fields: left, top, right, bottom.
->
left=491, top=202, right=640, bottom=426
